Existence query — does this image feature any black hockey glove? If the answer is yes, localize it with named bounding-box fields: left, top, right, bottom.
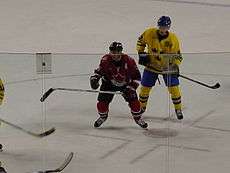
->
left=122, top=81, right=139, bottom=102
left=90, top=74, right=101, bottom=90
left=128, top=80, right=139, bottom=90
left=138, top=52, right=150, bottom=66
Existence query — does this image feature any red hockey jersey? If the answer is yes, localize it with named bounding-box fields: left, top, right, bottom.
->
left=95, top=54, right=141, bottom=87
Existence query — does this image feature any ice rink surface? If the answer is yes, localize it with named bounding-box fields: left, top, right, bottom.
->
left=0, top=0, right=230, bottom=173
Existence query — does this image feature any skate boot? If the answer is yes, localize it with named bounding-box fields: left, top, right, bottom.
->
left=94, top=116, right=108, bottom=128
left=134, top=117, right=148, bottom=129
left=0, top=166, right=7, bottom=173
left=0, top=161, right=7, bottom=173
left=175, top=109, right=183, bottom=120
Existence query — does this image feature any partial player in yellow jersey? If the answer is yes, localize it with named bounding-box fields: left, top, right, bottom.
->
left=0, top=78, right=5, bottom=151
left=136, top=16, right=183, bottom=120
left=0, top=79, right=4, bottom=106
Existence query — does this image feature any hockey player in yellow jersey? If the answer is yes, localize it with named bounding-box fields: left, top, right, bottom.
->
left=0, top=78, right=4, bottom=106
left=137, top=16, right=183, bottom=120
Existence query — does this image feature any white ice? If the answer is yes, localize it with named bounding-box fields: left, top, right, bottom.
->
left=0, top=0, right=230, bottom=173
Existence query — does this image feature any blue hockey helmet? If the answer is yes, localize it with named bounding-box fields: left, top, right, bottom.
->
left=157, top=16, right=171, bottom=28
left=109, top=41, right=123, bottom=52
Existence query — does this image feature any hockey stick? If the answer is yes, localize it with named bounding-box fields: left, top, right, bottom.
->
left=179, top=74, right=220, bottom=89
left=0, top=117, right=55, bottom=138
left=34, top=152, right=74, bottom=173
left=45, top=152, right=74, bottom=173
left=40, top=87, right=123, bottom=102
left=141, top=65, right=220, bottom=89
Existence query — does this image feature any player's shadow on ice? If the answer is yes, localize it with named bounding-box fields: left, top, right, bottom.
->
left=145, top=115, right=183, bottom=123
left=143, top=128, right=178, bottom=138
left=114, top=114, right=188, bottom=124
left=95, top=126, right=128, bottom=131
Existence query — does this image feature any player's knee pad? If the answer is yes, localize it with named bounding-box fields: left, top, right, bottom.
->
left=123, top=88, right=138, bottom=102
left=129, top=100, right=141, bottom=116
left=139, top=86, right=152, bottom=96
left=168, top=85, right=181, bottom=97
left=97, top=101, right=109, bottom=117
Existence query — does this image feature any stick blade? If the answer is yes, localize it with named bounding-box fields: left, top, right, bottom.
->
left=38, top=127, right=56, bottom=137
left=45, top=152, right=74, bottom=173
left=40, top=88, right=54, bottom=102
left=211, top=82, right=221, bottom=89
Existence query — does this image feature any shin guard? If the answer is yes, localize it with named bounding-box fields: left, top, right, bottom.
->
left=168, top=85, right=182, bottom=110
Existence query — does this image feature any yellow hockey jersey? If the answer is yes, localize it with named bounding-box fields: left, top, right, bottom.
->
left=136, top=27, right=183, bottom=73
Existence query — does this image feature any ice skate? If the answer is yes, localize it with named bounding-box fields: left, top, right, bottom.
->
left=94, top=117, right=107, bottom=128
left=134, top=117, right=148, bottom=128
left=175, top=109, right=183, bottom=120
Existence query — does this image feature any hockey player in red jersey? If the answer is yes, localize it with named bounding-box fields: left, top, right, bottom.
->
left=90, top=41, right=148, bottom=128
